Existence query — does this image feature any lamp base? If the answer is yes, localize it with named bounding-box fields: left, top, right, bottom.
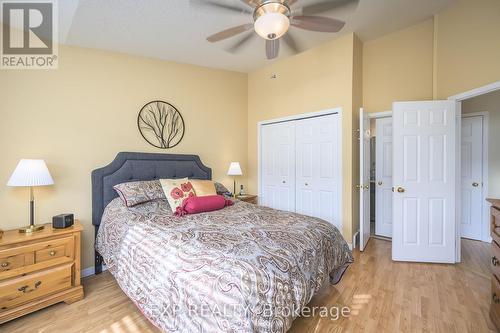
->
left=19, top=224, right=45, bottom=233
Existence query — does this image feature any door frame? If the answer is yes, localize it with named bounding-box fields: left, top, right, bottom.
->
left=448, top=80, right=500, bottom=262
left=257, top=107, right=344, bottom=231
left=371, top=113, right=393, bottom=238
left=461, top=112, right=490, bottom=243
left=358, top=111, right=393, bottom=244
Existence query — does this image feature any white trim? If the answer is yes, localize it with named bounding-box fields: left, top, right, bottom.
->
left=455, top=101, right=462, bottom=263
left=462, top=112, right=490, bottom=243
left=448, top=81, right=500, bottom=101
left=257, top=107, right=343, bottom=231
left=81, top=265, right=107, bottom=278
left=368, top=110, right=392, bottom=119
left=257, top=108, right=342, bottom=126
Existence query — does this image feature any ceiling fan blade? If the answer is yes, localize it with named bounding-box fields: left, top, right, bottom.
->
left=282, top=32, right=300, bottom=53
left=227, top=32, right=255, bottom=53
left=207, top=23, right=254, bottom=42
left=266, top=39, right=280, bottom=60
left=190, top=0, right=248, bottom=14
left=301, top=0, right=359, bottom=16
left=291, top=16, right=345, bottom=33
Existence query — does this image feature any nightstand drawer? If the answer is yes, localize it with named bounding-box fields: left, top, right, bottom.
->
left=493, top=241, right=500, bottom=278
left=0, top=253, right=33, bottom=272
left=35, top=237, right=74, bottom=264
left=0, top=264, right=72, bottom=312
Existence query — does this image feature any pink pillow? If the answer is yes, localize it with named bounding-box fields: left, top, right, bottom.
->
left=175, top=195, right=233, bottom=216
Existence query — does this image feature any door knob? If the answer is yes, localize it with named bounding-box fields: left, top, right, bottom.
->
left=305, top=183, right=309, bottom=186
left=282, top=180, right=286, bottom=184
left=378, top=181, right=383, bottom=186
left=364, top=185, right=369, bottom=190
left=396, top=187, right=405, bottom=193
left=493, top=256, right=499, bottom=266
left=472, top=182, right=479, bottom=187
left=356, top=184, right=361, bottom=189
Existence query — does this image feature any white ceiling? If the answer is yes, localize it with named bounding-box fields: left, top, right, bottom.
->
left=57, top=0, right=453, bottom=72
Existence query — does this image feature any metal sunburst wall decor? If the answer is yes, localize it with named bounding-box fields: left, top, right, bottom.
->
left=137, top=100, right=185, bottom=149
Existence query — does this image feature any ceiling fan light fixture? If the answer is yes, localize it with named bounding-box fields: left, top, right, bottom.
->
left=254, top=12, right=290, bottom=40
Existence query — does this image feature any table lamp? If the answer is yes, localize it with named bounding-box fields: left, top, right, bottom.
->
left=227, top=162, right=242, bottom=197
left=7, top=159, right=54, bottom=233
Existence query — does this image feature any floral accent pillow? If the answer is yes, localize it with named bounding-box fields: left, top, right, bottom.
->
left=113, top=180, right=165, bottom=207
left=160, top=178, right=196, bottom=213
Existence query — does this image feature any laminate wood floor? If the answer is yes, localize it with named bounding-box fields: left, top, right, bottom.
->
left=1, top=238, right=494, bottom=333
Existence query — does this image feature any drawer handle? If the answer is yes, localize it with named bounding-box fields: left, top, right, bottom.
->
left=1, top=262, right=8, bottom=268
left=493, top=293, right=500, bottom=304
left=49, top=250, right=56, bottom=256
left=493, top=256, right=499, bottom=266
left=18, top=281, right=42, bottom=293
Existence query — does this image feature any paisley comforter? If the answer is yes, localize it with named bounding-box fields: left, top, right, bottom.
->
left=96, top=198, right=353, bottom=333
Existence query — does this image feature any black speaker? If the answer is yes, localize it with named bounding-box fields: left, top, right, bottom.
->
left=52, top=214, right=74, bottom=229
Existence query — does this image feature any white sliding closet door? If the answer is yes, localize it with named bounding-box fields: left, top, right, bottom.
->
left=295, top=114, right=341, bottom=227
left=260, top=122, right=296, bottom=211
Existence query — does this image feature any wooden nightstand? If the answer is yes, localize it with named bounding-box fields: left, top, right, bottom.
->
left=0, top=221, right=84, bottom=324
left=236, top=195, right=258, bottom=205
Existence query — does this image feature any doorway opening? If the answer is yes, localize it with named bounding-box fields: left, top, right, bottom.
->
left=449, top=81, right=500, bottom=261
left=368, top=113, right=392, bottom=241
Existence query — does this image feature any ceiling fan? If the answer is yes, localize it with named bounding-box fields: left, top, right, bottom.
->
left=192, top=0, right=358, bottom=60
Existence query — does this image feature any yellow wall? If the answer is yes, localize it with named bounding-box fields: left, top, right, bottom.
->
left=0, top=45, right=248, bottom=269
left=247, top=33, right=359, bottom=241
left=351, top=35, right=363, bottom=235
left=462, top=90, right=500, bottom=198
left=363, top=0, right=500, bottom=111
left=435, top=0, right=500, bottom=98
left=363, top=19, right=435, bottom=113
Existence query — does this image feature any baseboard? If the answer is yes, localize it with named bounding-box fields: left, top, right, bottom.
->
left=352, top=231, right=359, bottom=249
left=81, top=265, right=107, bottom=278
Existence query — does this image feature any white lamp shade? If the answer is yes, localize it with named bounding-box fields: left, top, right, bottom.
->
left=7, top=159, right=54, bottom=187
left=227, top=162, right=243, bottom=176
left=254, top=12, right=290, bottom=40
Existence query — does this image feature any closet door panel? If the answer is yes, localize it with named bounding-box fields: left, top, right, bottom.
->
left=261, top=122, right=296, bottom=211
left=295, top=114, right=340, bottom=226
left=296, top=120, right=315, bottom=217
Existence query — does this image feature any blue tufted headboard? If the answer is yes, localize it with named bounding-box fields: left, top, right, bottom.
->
left=91, top=152, right=212, bottom=227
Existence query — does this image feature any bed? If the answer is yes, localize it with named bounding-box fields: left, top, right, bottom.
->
left=93, top=152, right=353, bottom=333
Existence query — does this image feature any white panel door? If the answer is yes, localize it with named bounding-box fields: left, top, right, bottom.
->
left=461, top=116, right=483, bottom=240
left=360, top=109, right=371, bottom=251
left=295, top=114, right=341, bottom=228
left=261, top=122, right=296, bottom=212
left=392, top=101, right=456, bottom=263
left=375, top=117, right=393, bottom=238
